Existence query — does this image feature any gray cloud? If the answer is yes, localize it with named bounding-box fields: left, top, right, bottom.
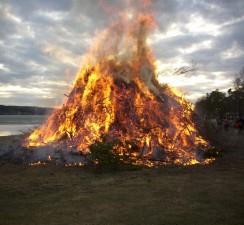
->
left=0, top=0, right=244, bottom=106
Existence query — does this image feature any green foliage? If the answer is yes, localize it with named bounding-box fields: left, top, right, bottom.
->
left=204, top=146, right=222, bottom=158
left=89, top=140, right=140, bottom=171
left=89, top=141, right=122, bottom=170
left=195, top=90, right=226, bottom=118
left=195, top=68, right=244, bottom=119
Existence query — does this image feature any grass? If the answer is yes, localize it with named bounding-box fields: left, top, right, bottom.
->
left=0, top=131, right=244, bottom=225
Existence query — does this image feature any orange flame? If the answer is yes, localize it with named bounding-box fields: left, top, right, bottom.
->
left=25, top=5, right=210, bottom=166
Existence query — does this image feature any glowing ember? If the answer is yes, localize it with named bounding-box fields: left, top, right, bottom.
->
left=25, top=3, right=210, bottom=166
left=29, top=161, right=47, bottom=166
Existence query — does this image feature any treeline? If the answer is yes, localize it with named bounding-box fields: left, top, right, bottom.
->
left=0, top=105, right=53, bottom=115
left=195, top=68, right=244, bottom=119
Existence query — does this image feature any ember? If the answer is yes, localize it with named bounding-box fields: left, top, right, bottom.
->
left=25, top=3, right=211, bottom=166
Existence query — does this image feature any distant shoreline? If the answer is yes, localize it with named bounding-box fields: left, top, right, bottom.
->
left=0, top=105, right=53, bottom=115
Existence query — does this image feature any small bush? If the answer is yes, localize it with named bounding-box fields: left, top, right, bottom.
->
left=204, top=146, right=222, bottom=158
left=89, top=141, right=122, bottom=171
left=89, top=140, right=140, bottom=171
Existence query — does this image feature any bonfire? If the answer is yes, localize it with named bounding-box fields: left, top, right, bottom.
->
left=25, top=4, right=211, bottom=166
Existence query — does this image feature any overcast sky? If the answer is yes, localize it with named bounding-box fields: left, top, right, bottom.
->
left=0, top=0, right=244, bottom=107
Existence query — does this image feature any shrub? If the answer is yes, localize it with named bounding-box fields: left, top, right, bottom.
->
left=204, top=146, right=222, bottom=158
left=89, top=140, right=140, bottom=171
left=89, top=141, right=122, bottom=170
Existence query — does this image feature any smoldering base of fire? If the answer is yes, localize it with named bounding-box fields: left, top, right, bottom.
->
left=0, top=135, right=216, bottom=168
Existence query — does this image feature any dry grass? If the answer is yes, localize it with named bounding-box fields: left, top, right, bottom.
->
left=0, top=132, right=244, bottom=225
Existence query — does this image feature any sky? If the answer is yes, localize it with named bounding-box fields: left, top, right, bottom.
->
left=0, top=0, right=244, bottom=107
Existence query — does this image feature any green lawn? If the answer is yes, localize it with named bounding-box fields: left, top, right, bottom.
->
left=0, top=132, right=244, bottom=225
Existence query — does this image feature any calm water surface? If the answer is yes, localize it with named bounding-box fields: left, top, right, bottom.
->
left=0, top=115, right=46, bottom=136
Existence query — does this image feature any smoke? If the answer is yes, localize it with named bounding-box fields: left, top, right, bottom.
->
left=76, top=0, right=158, bottom=93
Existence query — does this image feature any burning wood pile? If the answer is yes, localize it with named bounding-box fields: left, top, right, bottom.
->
left=23, top=4, right=213, bottom=167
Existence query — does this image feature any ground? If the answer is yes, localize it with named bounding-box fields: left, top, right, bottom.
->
left=0, top=130, right=244, bottom=225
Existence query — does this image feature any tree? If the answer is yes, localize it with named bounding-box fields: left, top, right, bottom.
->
left=234, top=67, right=244, bottom=91
left=231, top=68, right=244, bottom=117
left=195, top=90, right=226, bottom=118
left=195, top=67, right=244, bottom=119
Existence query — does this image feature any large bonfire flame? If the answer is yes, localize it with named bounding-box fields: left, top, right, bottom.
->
left=25, top=3, right=210, bottom=166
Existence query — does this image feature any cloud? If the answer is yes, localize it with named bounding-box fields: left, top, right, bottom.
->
left=0, top=0, right=244, bottom=106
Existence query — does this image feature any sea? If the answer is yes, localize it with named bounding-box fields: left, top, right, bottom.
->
left=0, top=115, right=46, bottom=136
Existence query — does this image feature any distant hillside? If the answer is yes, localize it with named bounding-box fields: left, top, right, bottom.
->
left=0, top=105, right=53, bottom=115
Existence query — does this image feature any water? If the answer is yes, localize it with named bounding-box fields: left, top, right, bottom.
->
left=0, top=115, right=46, bottom=136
